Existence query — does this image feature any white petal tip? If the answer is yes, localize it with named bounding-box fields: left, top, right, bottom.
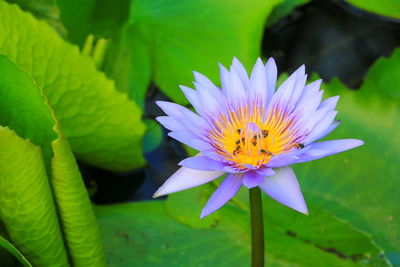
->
left=152, top=191, right=163, bottom=198
left=200, top=210, right=209, bottom=219
left=295, top=205, right=309, bottom=215
left=266, top=57, right=276, bottom=64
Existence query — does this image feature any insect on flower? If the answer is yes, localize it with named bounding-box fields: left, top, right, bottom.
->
left=153, top=57, right=363, bottom=218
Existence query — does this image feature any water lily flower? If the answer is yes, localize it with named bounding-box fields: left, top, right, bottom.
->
left=153, top=57, right=363, bottom=218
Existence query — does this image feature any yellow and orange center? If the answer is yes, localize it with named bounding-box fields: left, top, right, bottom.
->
left=209, top=105, right=302, bottom=170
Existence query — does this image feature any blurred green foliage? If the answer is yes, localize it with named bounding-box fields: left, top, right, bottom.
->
left=0, top=0, right=398, bottom=266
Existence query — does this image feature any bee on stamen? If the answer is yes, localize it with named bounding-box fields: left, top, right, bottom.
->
left=241, top=138, right=246, bottom=145
left=237, top=128, right=242, bottom=134
left=235, top=140, right=240, bottom=145
left=252, top=139, right=257, bottom=146
left=266, top=151, right=275, bottom=156
left=233, top=145, right=242, bottom=155
left=262, top=130, right=269, bottom=138
left=294, top=143, right=305, bottom=149
left=260, top=149, right=274, bottom=156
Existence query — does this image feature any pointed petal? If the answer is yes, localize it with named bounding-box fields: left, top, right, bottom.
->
left=219, top=63, right=232, bottom=94
left=319, top=95, right=340, bottom=111
left=259, top=166, right=308, bottom=214
left=232, top=57, right=250, bottom=88
left=179, top=156, right=226, bottom=171
left=168, top=131, right=212, bottom=151
left=250, top=58, right=267, bottom=107
left=317, top=120, right=341, bottom=140
left=266, top=146, right=310, bottom=167
left=243, top=171, right=265, bottom=188
left=156, top=116, right=185, bottom=131
left=153, top=167, right=224, bottom=198
left=227, top=68, right=247, bottom=107
left=200, top=173, right=243, bottom=218
left=296, top=139, right=364, bottom=163
left=265, top=57, right=277, bottom=105
left=156, top=101, right=185, bottom=118
left=179, top=85, right=203, bottom=115
left=304, top=111, right=337, bottom=144
left=255, top=167, right=275, bottom=176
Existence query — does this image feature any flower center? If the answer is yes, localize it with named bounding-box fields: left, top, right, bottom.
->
left=208, top=105, right=303, bottom=170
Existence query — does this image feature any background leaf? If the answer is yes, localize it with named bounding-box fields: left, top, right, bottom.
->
left=6, top=0, right=66, bottom=36
left=0, top=236, right=31, bottom=267
left=267, top=0, right=310, bottom=26
left=0, top=55, right=106, bottom=266
left=344, top=0, right=400, bottom=20
left=127, top=0, right=283, bottom=104
left=292, top=69, right=400, bottom=264
left=0, top=127, right=69, bottom=266
left=142, top=119, right=163, bottom=154
left=0, top=1, right=145, bottom=172
left=95, top=199, right=386, bottom=266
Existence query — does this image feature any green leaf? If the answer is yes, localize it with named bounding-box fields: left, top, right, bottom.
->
left=361, top=47, right=400, bottom=100
left=344, top=0, right=400, bottom=20
left=57, top=0, right=96, bottom=45
left=291, top=75, right=400, bottom=264
left=0, top=55, right=104, bottom=266
left=104, top=24, right=151, bottom=108
left=142, top=119, right=163, bottom=154
left=0, top=55, right=106, bottom=266
left=57, top=0, right=130, bottom=46
left=165, top=184, right=222, bottom=229
left=0, top=127, right=69, bottom=266
left=128, top=0, right=283, bottom=104
left=0, top=236, right=31, bottom=267
left=6, top=0, right=66, bottom=36
left=50, top=124, right=107, bottom=266
left=267, top=0, right=310, bottom=26
left=96, top=200, right=385, bottom=266
left=0, top=55, right=57, bottom=170
left=0, top=1, right=146, bottom=172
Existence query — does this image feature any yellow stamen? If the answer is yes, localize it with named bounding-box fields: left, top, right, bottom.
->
left=209, top=105, right=301, bottom=170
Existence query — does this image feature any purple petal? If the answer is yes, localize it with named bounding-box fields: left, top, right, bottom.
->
left=156, top=116, right=185, bottom=131
left=266, top=146, right=310, bottom=167
left=179, top=85, right=203, bottom=114
left=219, top=63, right=232, bottom=94
left=232, top=57, right=250, bottom=88
left=255, top=167, right=275, bottom=176
left=200, top=173, right=243, bottom=218
left=317, top=120, right=341, bottom=140
left=193, top=73, right=225, bottom=106
left=319, top=95, right=340, bottom=111
left=201, top=150, right=224, bottom=161
left=156, top=101, right=185, bottom=118
left=243, top=171, right=265, bottom=188
left=153, top=167, right=224, bottom=198
left=304, top=111, right=337, bottom=144
left=268, top=67, right=298, bottom=111
left=265, top=57, right=277, bottom=105
left=302, top=106, right=331, bottom=133
left=156, top=101, right=209, bottom=132
left=227, top=68, right=247, bottom=108
left=179, top=156, right=226, bottom=171
left=296, top=139, right=364, bottom=163
left=259, top=166, right=308, bottom=214
left=197, top=85, right=224, bottom=116
left=287, top=69, right=307, bottom=110
left=249, top=58, right=267, bottom=106
left=293, top=87, right=324, bottom=125
left=168, top=131, right=212, bottom=151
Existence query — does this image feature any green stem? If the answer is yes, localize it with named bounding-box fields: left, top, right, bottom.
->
left=249, top=187, right=265, bottom=267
